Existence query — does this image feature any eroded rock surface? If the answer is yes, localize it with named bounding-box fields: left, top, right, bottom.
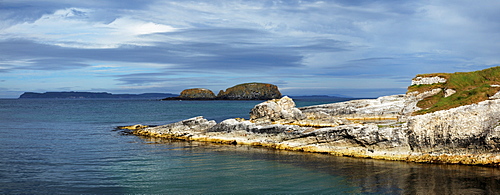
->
left=249, top=96, right=305, bottom=122
left=131, top=68, right=500, bottom=166
left=411, top=76, right=447, bottom=85
left=131, top=93, right=500, bottom=166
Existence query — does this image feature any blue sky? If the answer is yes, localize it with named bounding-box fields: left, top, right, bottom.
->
left=1, top=0, right=500, bottom=98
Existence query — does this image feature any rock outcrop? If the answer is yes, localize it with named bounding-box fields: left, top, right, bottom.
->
left=163, top=82, right=282, bottom=100
left=216, top=83, right=282, bottom=100
left=411, top=76, right=447, bottom=85
left=179, top=88, right=216, bottom=99
left=249, top=96, right=305, bottom=122
left=130, top=67, right=500, bottom=166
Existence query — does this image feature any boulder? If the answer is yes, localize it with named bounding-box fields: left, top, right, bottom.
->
left=250, top=96, right=305, bottom=122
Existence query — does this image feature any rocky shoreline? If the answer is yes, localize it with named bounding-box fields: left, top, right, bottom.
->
left=125, top=69, right=500, bottom=167
left=126, top=94, right=499, bottom=166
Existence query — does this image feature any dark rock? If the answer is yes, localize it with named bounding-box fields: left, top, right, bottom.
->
left=216, top=82, right=282, bottom=100
left=162, top=82, right=282, bottom=100
left=179, top=88, right=216, bottom=99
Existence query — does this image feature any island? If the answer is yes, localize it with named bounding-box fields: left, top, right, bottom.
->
left=163, top=82, right=282, bottom=100
left=19, top=92, right=177, bottom=99
left=122, top=67, right=500, bottom=166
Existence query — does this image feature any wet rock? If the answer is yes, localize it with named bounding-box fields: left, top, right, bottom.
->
left=118, top=124, right=148, bottom=130
left=134, top=116, right=217, bottom=137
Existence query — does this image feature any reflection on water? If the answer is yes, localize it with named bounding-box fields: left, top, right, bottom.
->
left=141, top=137, right=500, bottom=194
left=2, top=98, right=498, bottom=194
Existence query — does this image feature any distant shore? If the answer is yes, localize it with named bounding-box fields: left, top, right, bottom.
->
left=18, top=92, right=178, bottom=99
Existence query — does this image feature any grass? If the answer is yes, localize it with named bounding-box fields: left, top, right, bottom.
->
left=408, top=66, right=500, bottom=115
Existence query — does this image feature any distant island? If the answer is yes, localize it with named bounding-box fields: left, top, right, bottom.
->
left=19, top=92, right=178, bottom=99
left=163, top=82, right=282, bottom=100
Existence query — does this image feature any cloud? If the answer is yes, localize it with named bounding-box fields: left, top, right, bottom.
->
left=17, top=59, right=90, bottom=70
left=0, top=34, right=310, bottom=73
left=1, top=7, right=178, bottom=49
left=1, top=0, right=500, bottom=98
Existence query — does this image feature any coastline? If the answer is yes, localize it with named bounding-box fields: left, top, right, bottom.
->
left=129, top=116, right=500, bottom=167
left=125, top=67, right=500, bottom=167
left=125, top=91, right=500, bottom=167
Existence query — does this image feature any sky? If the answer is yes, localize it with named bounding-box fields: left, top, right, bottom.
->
left=1, top=0, right=500, bottom=98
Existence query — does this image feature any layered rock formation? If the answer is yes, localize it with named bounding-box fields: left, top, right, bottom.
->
left=130, top=68, right=500, bottom=166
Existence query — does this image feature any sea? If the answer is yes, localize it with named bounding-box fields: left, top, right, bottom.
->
left=0, top=98, right=499, bottom=194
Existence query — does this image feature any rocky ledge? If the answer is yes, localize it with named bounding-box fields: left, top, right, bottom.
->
left=129, top=68, right=500, bottom=167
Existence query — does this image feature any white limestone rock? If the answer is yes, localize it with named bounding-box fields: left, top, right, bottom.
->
left=299, top=94, right=406, bottom=119
left=411, top=76, right=447, bottom=85
left=406, top=99, right=500, bottom=153
left=250, top=96, right=306, bottom=122
left=444, top=88, right=456, bottom=97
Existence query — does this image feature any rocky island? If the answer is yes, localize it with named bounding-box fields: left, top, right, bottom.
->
left=164, top=88, right=217, bottom=100
left=163, top=82, right=282, bottom=100
left=126, top=67, right=500, bottom=166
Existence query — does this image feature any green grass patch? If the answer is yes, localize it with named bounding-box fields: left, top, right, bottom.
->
left=409, top=66, right=500, bottom=115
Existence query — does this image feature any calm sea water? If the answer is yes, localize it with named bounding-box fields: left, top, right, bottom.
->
left=1, top=98, right=499, bottom=194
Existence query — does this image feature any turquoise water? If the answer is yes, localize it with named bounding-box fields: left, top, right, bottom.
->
left=1, top=99, right=499, bottom=194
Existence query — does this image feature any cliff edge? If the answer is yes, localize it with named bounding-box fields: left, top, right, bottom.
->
left=128, top=67, right=500, bottom=166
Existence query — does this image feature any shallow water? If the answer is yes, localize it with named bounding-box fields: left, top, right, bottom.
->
left=1, top=99, right=498, bottom=194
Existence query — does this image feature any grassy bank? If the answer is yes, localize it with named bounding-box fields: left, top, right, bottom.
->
left=408, top=66, right=500, bottom=114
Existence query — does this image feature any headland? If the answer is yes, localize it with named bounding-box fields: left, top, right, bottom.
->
left=124, top=67, right=500, bottom=166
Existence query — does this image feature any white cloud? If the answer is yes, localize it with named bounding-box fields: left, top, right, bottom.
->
left=1, top=7, right=178, bottom=48
left=2, top=0, right=500, bottom=98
